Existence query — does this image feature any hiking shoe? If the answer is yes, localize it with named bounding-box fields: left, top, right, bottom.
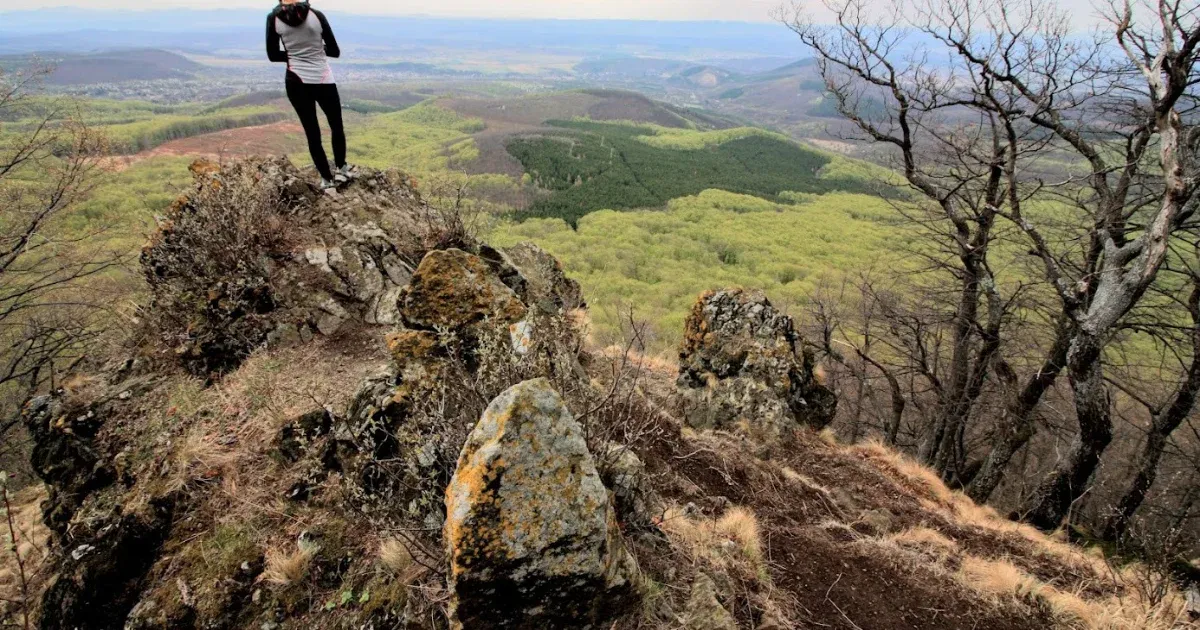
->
left=319, top=177, right=338, bottom=191
left=334, top=163, right=355, bottom=183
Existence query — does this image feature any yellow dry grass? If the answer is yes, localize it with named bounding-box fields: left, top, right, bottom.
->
left=262, top=538, right=319, bottom=587
left=954, top=554, right=1190, bottom=629
left=887, top=526, right=959, bottom=553
left=148, top=342, right=390, bottom=528
left=379, top=538, right=414, bottom=575
left=715, top=507, right=762, bottom=564
left=850, top=439, right=955, bottom=505
left=657, top=504, right=766, bottom=577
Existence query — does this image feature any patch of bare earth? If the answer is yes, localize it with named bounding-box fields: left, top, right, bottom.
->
left=105, top=121, right=305, bottom=172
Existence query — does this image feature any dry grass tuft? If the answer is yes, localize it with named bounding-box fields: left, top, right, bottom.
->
left=817, top=427, right=839, bottom=446
left=262, top=538, right=319, bottom=587
left=715, top=507, right=762, bottom=564
left=379, top=538, right=414, bottom=575
left=958, top=555, right=1044, bottom=603
left=168, top=429, right=239, bottom=493
left=953, top=554, right=1190, bottom=629
left=850, top=439, right=955, bottom=505
left=888, top=526, right=959, bottom=553
left=658, top=504, right=767, bottom=577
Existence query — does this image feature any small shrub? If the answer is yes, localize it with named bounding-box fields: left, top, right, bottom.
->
left=141, top=158, right=300, bottom=377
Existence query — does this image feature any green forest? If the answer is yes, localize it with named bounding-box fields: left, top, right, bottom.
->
left=505, top=119, right=876, bottom=226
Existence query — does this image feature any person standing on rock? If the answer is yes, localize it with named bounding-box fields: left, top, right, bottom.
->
left=266, top=0, right=353, bottom=190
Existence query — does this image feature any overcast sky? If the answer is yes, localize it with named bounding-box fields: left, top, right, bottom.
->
left=12, top=0, right=1108, bottom=24
left=16, top=0, right=783, bottom=21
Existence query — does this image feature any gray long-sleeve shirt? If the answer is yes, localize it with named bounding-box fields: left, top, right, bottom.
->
left=266, top=4, right=340, bottom=84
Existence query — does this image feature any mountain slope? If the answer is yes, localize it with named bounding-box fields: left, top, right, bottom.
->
left=1, top=160, right=1192, bottom=630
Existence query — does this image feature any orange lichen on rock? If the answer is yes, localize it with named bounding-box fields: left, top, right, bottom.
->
left=401, top=248, right=527, bottom=331
left=443, top=379, right=634, bottom=629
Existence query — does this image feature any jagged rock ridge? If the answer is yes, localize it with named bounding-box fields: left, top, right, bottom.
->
left=11, top=159, right=1176, bottom=630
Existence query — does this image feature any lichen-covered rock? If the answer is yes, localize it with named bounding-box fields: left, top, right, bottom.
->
left=682, top=574, right=738, bottom=630
left=497, top=242, right=585, bottom=314
left=444, top=379, right=635, bottom=629
left=402, top=248, right=528, bottom=332
left=600, top=443, right=658, bottom=530
left=678, top=289, right=836, bottom=441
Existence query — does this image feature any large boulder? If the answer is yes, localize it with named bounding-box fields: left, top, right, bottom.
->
left=444, top=379, right=635, bottom=629
left=401, top=248, right=528, bottom=331
left=678, top=289, right=836, bottom=442
left=498, top=242, right=585, bottom=314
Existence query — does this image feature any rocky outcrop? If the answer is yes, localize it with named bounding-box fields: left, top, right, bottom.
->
left=22, top=395, right=117, bottom=539
left=400, top=248, right=527, bottom=331
left=141, top=158, right=586, bottom=380
left=496, top=242, right=585, bottom=314
left=444, top=379, right=636, bottom=629
left=682, top=574, right=738, bottom=630
left=141, top=158, right=428, bottom=377
left=39, top=497, right=176, bottom=630
left=678, top=289, right=836, bottom=442
left=21, top=374, right=173, bottom=630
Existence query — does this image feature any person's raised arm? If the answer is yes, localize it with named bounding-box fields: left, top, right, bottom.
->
left=266, top=14, right=288, bottom=63
left=314, top=10, right=341, bottom=58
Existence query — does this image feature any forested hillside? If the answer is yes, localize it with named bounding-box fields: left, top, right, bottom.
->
left=506, top=120, right=876, bottom=225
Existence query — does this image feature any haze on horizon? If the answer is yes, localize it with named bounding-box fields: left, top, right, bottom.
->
left=13, top=0, right=1104, bottom=25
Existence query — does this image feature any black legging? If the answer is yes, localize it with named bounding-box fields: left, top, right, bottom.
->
left=286, top=75, right=345, bottom=181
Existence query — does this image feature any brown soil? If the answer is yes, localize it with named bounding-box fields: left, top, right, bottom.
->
left=107, top=121, right=305, bottom=171
left=629, top=414, right=1081, bottom=630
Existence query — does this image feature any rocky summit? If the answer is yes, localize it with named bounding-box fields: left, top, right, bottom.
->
left=6, top=159, right=1192, bottom=630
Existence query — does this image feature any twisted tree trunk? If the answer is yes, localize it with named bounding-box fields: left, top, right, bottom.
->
left=1103, top=285, right=1200, bottom=541
left=1023, top=332, right=1113, bottom=530
left=966, top=320, right=1071, bottom=503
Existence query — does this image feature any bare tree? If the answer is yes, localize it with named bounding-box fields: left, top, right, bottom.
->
left=809, top=277, right=908, bottom=445
left=783, top=0, right=1200, bottom=531
left=1102, top=244, right=1200, bottom=541
left=934, top=0, right=1200, bottom=530
left=782, top=0, right=1048, bottom=486
left=0, top=65, right=110, bottom=477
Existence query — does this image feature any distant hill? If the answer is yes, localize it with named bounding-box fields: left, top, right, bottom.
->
left=1, top=49, right=202, bottom=84
left=749, top=58, right=820, bottom=82
left=672, top=65, right=741, bottom=88
left=441, top=88, right=740, bottom=131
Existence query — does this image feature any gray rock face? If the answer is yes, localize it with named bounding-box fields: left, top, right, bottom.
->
left=682, top=574, right=738, bottom=630
left=500, top=242, right=585, bottom=314
left=678, top=289, right=837, bottom=442
left=444, top=379, right=634, bottom=629
left=600, top=443, right=657, bottom=530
